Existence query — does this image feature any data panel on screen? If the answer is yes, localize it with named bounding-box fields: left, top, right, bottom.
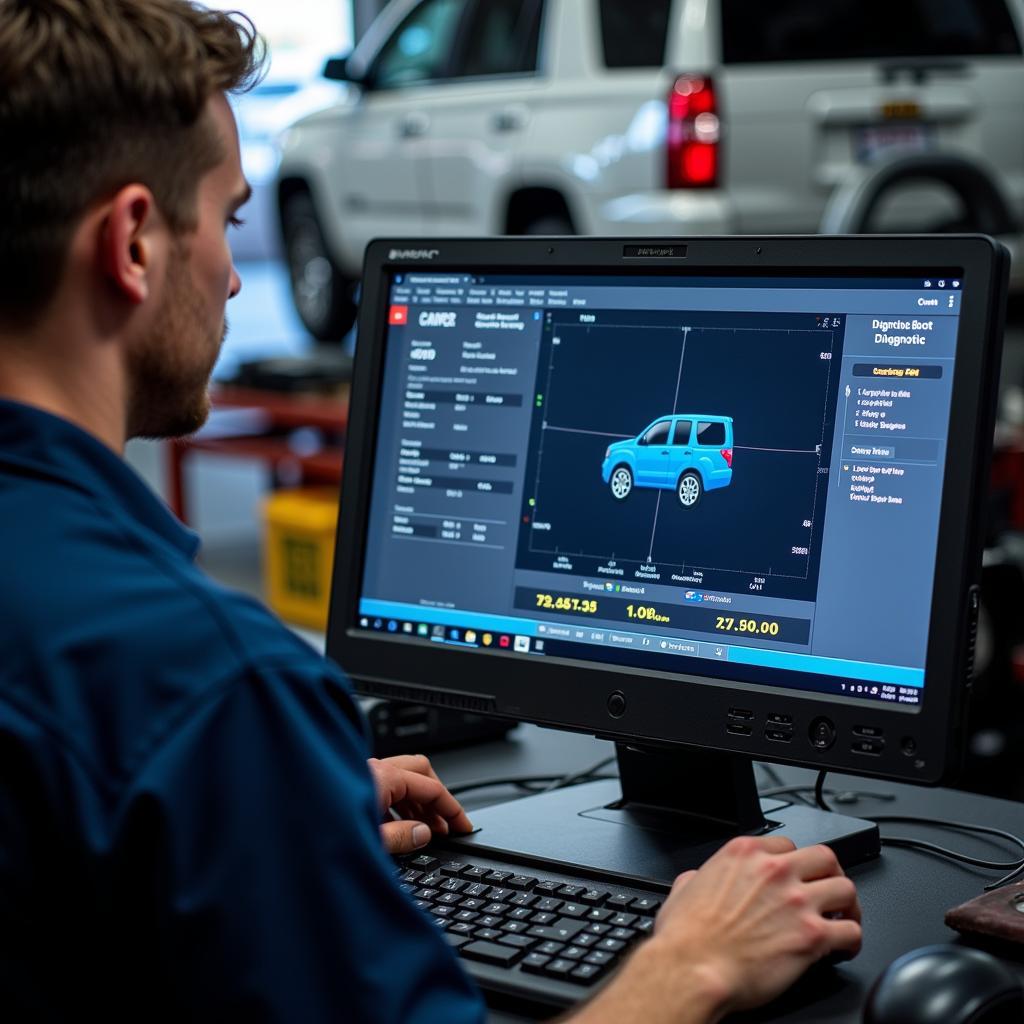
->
left=357, top=271, right=962, bottom=710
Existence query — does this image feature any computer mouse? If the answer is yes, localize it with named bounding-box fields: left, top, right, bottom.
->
left=864, top=944, right=1024, bottom=1024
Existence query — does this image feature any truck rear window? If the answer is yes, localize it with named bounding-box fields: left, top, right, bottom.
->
left=599, top=0, right=671, bottom=67
left=721, top=0, right=1022, bottom=63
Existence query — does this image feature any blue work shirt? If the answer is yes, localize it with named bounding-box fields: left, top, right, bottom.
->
left=0, top=400, right=485, bottom=1023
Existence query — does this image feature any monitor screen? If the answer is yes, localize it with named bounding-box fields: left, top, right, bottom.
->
left=330, top=236, right=1005, bottom=788
left=357, top=270, right=962, bottom=705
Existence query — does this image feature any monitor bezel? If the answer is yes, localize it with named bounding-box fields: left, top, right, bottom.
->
left=327, top=235, right=1007, bottom=786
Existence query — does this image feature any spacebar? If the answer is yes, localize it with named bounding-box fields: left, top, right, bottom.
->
left=460, top=940, right=525, bottom=966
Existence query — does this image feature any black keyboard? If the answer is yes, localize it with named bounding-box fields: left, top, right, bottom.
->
left=395, top=850, right=663, bottom=1009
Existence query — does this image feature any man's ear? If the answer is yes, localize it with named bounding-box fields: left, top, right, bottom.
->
left=100, top=185, right=163, bottom=305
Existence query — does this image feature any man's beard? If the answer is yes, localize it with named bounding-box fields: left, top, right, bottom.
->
left=126, top=249, right=226, bottom=440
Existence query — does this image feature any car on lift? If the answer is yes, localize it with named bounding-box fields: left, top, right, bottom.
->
left=275, top=0, right=1024, bottom=340
left=602, top=415, right=734, bottom=508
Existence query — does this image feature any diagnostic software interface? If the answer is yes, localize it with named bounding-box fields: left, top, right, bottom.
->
left=356, top=269, right=964, bottom=711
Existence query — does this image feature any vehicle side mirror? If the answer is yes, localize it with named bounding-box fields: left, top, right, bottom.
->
left=323, top=54, right=362, bottom=84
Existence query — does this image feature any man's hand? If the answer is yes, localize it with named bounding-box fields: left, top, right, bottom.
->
left=570, top=835, right=861, bottom=1024
left=367, top=754, right=474, bottom=855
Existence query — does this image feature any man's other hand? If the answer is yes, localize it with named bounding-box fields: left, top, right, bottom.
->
left=571, top=835, right=861, bottom=1024
left=651, top=835, right=861, bottom=1019
left=368, top=754, right=474, bottom=855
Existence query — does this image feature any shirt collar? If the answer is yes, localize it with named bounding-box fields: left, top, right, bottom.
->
left=0, top=399, right=200, bottom=560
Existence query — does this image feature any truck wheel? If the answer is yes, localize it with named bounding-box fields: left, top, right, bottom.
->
left=281, top=192, right=357, bottom=342
left=611, top=466, right=633, bottom=500
left=678, top=471, right=702, bottom=508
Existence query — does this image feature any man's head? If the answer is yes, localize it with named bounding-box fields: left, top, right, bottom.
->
left=0, top=0, right=264, bottom=439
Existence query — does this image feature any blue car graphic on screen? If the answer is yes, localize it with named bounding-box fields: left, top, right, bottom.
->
left=601, top=415, right=734, bottom=508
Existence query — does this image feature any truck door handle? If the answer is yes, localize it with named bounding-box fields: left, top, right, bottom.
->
left=492, top=106, right=527, bottom=133
left=398, top=112, right=429, bottom=138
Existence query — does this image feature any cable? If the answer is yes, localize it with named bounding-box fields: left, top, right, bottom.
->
left=812, top=772, right=1024, bottom=891
left=540, top=754, right=617, bottom=793
left=758, top=783, right=895, bottom=808
left=869, top=816, right=1024, bottom=891
left=814, top=770, right=831, bottom=812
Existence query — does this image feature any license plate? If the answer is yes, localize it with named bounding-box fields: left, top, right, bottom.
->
left=855, top=124, right=931, bottom=164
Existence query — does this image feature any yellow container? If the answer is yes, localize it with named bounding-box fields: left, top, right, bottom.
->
left=262, top=487, right=340, bottom=630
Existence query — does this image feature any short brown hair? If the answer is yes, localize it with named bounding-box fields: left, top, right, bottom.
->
left=0, top=0, right=265, bottom=327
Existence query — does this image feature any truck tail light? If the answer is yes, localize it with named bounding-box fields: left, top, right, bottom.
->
left=721, top=448, right=733, bottom=467
left=667, top=75, right=720, bottom=188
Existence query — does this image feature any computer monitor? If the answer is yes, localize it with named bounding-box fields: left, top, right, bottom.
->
left=327, top=236, right=1008, bottom=885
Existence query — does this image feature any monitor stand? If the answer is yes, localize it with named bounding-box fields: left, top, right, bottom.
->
left=448, top=742, right=880, bottom=888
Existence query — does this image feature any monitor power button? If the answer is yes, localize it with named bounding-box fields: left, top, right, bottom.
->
left=607, top=691, right=626, bottom=718
left=809, top=717, right=836, bottom=750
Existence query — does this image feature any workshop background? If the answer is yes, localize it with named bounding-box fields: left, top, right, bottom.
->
left=127, top=0, right=1024, bottom=798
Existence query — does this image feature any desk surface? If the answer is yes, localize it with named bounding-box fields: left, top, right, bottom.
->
left=429, top=725, right=1024, bottom=1023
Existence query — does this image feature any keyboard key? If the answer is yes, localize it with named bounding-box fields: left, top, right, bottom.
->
left=461, top=940, right=525, bottom=966
left=636, top=918, right=655, bottom=935
left=559, top=902, right=587, bottom=918
left=414, top=888, right=439, bottom=901
left=528, top=918, right=586, bottom=943
left=488, top=887, right=513, bottom=903
left=534, top=880, right=562, bottom=895
left=584, top=950, right=615, bottom=966
left=536, top=940, right=565, bottom=956
left=474, top=928, right=502, bottom=942
left=561, top=945, right=585, bottom=961
left=482, top=903, right=510, bottom=916
left=584, top=922, right=611, bottom=935
left=576, top=932, right=601, bottom=948
left=571, top=963, right=604, bottom=984
left=449, top=922, right=475, bottom=935
left=454, top=911, right=479, bottom=923
left=419, top=872, right=444, bottom=889
left=409, top=855, right=439, bottom=871
left=413, top=899, right=431, bottom=912
left=445, top=933, right=471, bottom=949
left=462, top=866, right=489, bottom=881
left=459, top=898, right=486, bottom=911
left=508, top=874, right=537, bottom=891
left=606, top=894, right=633, bottom=909
left=508, top=907, right=533, bottom=921
left=498, top=934, right=536, bottom=949
left=464, top=882, right=491, bottom=898
left=400, top=869, right=423, bottom=883
left=610, top=913, right=637, bottom=928
left=477, top=915, right=502, bottom=929
left=542, top=958, right=574, bottom=978
left=502, top=920, right=530, bottom=934
left=441, top=861, right=468, bottom=876
left=437, top=892, right=462, bottom=905
left=509, top=893, right=538, bottom=908
left=580, top=889, right=610, bottom=906
left=484, top=871, right=512, bottom=883
left=521, top=952, right=551, bottom=974
left=432, top=905, right=456, bottom=918
left=558, top=885, right=586, bottom=898
left=631, top=896, right=662, bottom=914
left=535, top=897, right=563, bottom=913
left=530, top=912, right=557, bottom=926
left=439, top=878, right=466, bottom=893
left=585, top=907, right=613, bottom=922
left=610, top=927, right=635, bottom=941
left=598, top=938, right=626, bottom=953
